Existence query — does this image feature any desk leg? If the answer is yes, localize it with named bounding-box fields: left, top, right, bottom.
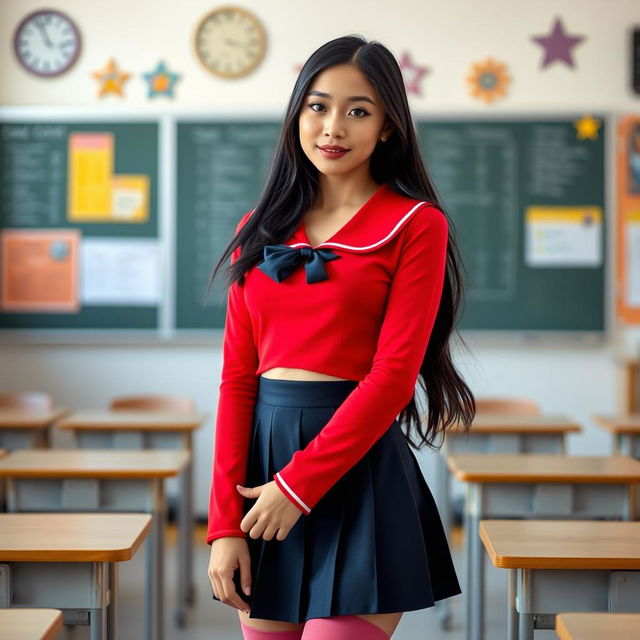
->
left=517, top=569, right=534, bottom=640
left=469, top=484, right=484, bottom=640
left=185, top=436, right=195, bottom=605
left=146, top=481, right=165, bottom=640
left=507, top=569, right=517, bottom=640
left=436, top=449, right=452, bottom=630
left=614, top=433, right=622, bottom=456
left=176, top=464, right=188, bottom=627
left=463, top=484, right=473, bottom=640
left=90, top=561, right=109, bottom=640
left=145, top=517, right=154, bottom=640
left=107, top=563, right=117, bottom=640
left=175, top=435, right=195, bottom=628
left=155, top=480, right=165, bottom=640
left=518, top=614, right=534, bottom=640
left=90, top=607, right=107, bottom=640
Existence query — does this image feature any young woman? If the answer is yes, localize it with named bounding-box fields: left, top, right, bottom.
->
left=205, top=35, right=475, bottom=640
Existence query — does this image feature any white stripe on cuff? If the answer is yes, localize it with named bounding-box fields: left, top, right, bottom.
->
left=275, top=472, right=311, bottom=513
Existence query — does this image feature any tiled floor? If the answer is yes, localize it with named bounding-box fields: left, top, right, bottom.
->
left=62, top=523, right=558, bottom=639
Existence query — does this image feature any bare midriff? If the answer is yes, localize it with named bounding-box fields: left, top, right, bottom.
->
left=261, top=367, right=351, bottom=381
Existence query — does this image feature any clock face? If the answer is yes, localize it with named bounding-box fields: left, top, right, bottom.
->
left=13, top=9, right=81, bottom=77
left=195, top=6, right=266, bottom=78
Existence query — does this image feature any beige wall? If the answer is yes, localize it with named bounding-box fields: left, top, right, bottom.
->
left=2, top=0, right=639, bottom=109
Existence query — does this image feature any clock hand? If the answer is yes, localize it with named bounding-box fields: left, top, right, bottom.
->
left=36, top=21, right=54, bottom=48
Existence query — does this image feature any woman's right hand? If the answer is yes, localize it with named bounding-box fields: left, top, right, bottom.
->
left=208, top=537, right=252, bottom=614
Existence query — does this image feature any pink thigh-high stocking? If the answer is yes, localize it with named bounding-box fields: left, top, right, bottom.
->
left=301, top=615, right=390, bottom=639
left=240, top=621, right=304, bottom=640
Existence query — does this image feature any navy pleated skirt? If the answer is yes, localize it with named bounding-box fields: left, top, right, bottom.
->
left=212, top=375, right=461, bottom=623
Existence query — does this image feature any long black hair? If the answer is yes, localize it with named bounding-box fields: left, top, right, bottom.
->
left=206, top=34, right=475, bottom=450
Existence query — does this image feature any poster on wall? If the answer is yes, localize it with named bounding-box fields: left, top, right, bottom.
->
left=616, top=114, right=640, bottom=323
left=0, top=229, right=80, bottom=312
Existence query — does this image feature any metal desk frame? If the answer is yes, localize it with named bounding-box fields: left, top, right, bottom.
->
left=6, top=476, right=166, bottom=640
left=435, top=430, right=567, bottom=629
left=71, top=428, right=195, bottom=628
left=463, top=480, right=634, bottom=640
left=508, top=566, right=640, bottom=640
left=1, top=559, right=116, bottom=640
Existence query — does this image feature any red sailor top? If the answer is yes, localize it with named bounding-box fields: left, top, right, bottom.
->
left=207, top=181, right=449, bottom=544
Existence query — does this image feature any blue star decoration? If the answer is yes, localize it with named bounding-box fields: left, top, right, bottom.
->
left=142, top=61, right=181, bottom=98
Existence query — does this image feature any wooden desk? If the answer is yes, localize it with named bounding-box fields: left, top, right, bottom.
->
left=435, top=414, right=581, bottom=630
left=591, top=414, right=640, bottom=524
left=479, top=520, right=640, bottom=640
left=0, top=449, right=189, bottom=640
left=439, top=414, right=580, bottom=531
left=55, top=409, right=207, bottom=628
left=447, top=454, right=640, bottom=640
left=0, top=513, right=151, bottom=640
left=592, top=414, right=640, bottom=458
left=0, top=609, right=63, bottom=640
left=0, top=408, right=69, bottom=449
left=555, top=612, right=640, bottom=639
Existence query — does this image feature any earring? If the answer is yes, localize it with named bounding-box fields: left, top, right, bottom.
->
left=380, top=137, right=387, bottom=142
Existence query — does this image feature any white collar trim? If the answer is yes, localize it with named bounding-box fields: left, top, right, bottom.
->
left=289, top=201, right=427, bottom=251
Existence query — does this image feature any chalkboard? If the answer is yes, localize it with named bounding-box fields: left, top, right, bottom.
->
left=0, top=119, right=159, bottom=329
left=175, top=120, right=281, bottom=329
left=0, top=112, right=608, bottom=337
left=416, top=117, right=606, bottom=332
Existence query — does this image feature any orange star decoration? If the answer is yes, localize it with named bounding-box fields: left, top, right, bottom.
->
left=466, top=57, right=511, bottom=105
left=574, top=115, right=601, bottom=141
left=92, top=58, right=131, bottom=98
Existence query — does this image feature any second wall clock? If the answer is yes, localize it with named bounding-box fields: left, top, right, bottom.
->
left=194, top=6, right=266, bottom=79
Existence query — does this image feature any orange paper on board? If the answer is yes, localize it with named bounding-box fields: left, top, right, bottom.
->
left=0, top=229, right=80, bottom=312
left=616, top=115, right=640, bottom=324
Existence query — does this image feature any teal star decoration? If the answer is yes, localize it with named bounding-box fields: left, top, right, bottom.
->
left=142, top=60, right=181, bottom=98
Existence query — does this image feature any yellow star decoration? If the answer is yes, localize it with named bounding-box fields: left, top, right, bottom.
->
left=92, top=58, right=131, bottom=98
left=574, top=115, right=601, bottom=140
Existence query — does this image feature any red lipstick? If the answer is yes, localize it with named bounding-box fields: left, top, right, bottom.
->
left=317, top=144, right=350, bottom=159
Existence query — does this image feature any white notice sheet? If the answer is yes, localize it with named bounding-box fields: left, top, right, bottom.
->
left=80, top=238, right=161, bottom=305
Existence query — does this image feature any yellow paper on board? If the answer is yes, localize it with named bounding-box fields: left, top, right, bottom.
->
left=111, top=175, right=149, bottom=222
left=67, top=132, right=113, bottom=220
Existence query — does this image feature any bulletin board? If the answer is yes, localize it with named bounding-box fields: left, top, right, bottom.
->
left=0, top=115, right=159, bottom=330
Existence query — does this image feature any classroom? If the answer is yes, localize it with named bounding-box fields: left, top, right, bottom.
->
left=1, top=0, right=639, bottom=639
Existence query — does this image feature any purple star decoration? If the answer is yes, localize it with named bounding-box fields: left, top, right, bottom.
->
left=531, top=16, right=585, bottom=69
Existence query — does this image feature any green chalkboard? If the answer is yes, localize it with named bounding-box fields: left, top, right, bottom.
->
left=0, top=120, right=159, bottom=329
left=175, top=120, right=281, bottom=329
left=175, top=116, right=606, bottom=333
left=416, top=117, right=606, bottom=332
left=0, top=114, right=607, bottom=337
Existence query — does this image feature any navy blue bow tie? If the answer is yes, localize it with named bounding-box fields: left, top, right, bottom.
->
left=257, top=244, right=340, bottom=284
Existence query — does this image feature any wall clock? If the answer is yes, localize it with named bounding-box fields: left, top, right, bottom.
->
left=194, top=6, right=266, bottom=78
left=13, top=8, right=81, bottom=77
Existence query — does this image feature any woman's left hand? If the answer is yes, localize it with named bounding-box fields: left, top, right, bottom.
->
left=237, top=481, right=304, bottom=542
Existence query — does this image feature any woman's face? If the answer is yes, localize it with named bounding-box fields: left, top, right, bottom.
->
left=298, top=63, right=392, bottom=178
